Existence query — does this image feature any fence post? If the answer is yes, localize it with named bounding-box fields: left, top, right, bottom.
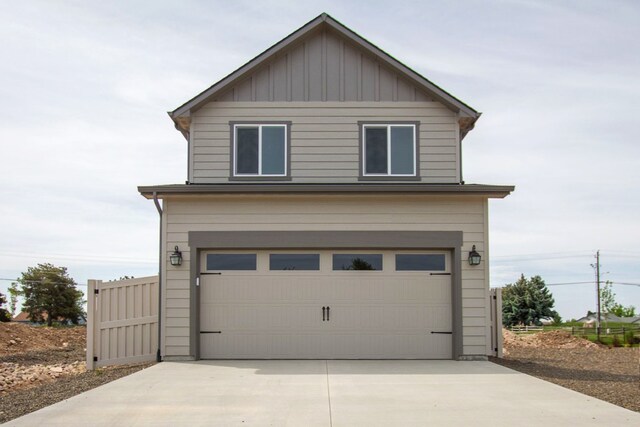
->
left=86, top=280, right=96, bottom=371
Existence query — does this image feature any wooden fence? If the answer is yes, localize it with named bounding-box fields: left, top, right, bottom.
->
left=86, top=276, right=159, bottom=370
left=509, top=325, right=640, bottom=336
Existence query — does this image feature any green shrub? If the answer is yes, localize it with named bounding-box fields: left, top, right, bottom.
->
left=612, top=335, right=622, bottom=347
left=624, top=331, right=640, bottom=346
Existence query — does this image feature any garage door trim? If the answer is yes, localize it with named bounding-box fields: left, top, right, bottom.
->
left=188, top=230, right=463, bottom=360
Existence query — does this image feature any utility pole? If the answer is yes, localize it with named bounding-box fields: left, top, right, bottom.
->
left=596, top=250, right=601, bottom=341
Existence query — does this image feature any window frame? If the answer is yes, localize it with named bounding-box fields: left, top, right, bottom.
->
left=358, top=121, right=420, bottom=180
left=230, top=121, right=291, bottom=180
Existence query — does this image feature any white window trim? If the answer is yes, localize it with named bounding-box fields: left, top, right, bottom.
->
left=362, top=124, right=417, bottom=176
left=233, top=124, right=288, bottom=176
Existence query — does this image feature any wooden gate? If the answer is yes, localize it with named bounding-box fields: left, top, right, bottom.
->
left=86, top=276, right=159, bottom=370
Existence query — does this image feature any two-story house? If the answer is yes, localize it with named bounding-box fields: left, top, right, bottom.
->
left=139, top=13, right=513, bottom=361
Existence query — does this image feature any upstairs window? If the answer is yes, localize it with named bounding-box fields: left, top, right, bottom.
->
left=361, top=124, right=417, bottom=177
left=233, top=124, right=288, bottom=177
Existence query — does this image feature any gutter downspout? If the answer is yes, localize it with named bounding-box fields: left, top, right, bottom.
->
left=153, top=192, right=163, bottom=363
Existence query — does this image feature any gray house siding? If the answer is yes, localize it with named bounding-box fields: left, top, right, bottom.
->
left=190, top=102, right=460, bottom=184
left=212, top=28, right=433, bottom=103
left=160, top=194, right=490, bottom=359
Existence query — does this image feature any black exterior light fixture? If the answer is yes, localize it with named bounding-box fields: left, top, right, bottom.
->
left=169, top=246, right=183, bottom=266
left=468, top=245, right=481, bottom=266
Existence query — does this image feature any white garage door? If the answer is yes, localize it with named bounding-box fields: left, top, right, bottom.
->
left=199, top=250, right=452, bottom=359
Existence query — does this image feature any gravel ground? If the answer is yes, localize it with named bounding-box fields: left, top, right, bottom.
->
left=0, top=324, right=154, bottom=423
left=491, top=347, right=640, bottom=412
left=0, top=345, right=85, bottom=366
left=0, top=362, right=153, bottom=423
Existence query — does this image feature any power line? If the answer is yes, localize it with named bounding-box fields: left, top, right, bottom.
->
left=0, top=278, right=89, bottom=287
left=0, top=251, right=156, bottom=264
left=545, top=281, right=594, bottom=286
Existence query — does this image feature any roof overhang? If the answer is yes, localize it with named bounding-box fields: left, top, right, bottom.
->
left=168, top=13, right=481, bottom=139
left=139, top=183, right=514, bottom=199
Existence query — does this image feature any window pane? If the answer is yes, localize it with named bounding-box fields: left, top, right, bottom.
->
left=365, top=127, right=387, bottom=174
left=207, top=254, right=257, bottom=270
left=261, top=126, right=285, bottom=175
left=390, top=126, right=415, bottom=175
left=236, top=127, right=259, bottom=174
left=333, top=254, right=383, bottom=271
left=269, top=254, right=320, bottom=270
left=395, top=254, right=445, bottom=271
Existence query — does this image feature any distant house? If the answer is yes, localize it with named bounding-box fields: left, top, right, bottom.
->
left=12, top=311, right=31, bottom=323
left=11, top=311, right=86, bottom=325
left=576, top=313, right=640, bottom=324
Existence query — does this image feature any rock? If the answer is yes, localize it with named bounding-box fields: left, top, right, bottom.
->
left=62, top=342, right=69, bottom=348
left=49, top=367, right=63, bottom=373
left=8, top=340, right=16, bottom=345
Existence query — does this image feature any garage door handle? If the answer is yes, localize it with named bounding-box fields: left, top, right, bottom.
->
left=326, top=306, right=330, bottom=321
left=322, top=306, right=326, bottom=321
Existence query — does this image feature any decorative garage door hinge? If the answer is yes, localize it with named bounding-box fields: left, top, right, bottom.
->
left=429, top=273, right=451, bottom=276
left=200, top=272, right=222, bottom=275
left=94, top=289, right=99, bottom=295
left=430, top=331, right=453, bottom=334
left=200, top=331, right=222, bottom=334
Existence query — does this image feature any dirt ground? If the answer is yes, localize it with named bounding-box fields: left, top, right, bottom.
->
left=0, top=322, right=152, bottom=423
left=492, top=329, right=640, bottom=413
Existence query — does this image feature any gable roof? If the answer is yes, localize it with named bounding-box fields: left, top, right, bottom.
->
left=169, top=13, right=480, bottom=137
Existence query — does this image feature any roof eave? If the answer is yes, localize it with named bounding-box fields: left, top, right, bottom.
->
left=138, top=183, right=514, bottom=199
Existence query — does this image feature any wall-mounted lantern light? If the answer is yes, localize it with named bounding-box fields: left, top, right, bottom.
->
left=169, top=246, right=183, bottom=266
left=468, top=245, right=481, bottom=266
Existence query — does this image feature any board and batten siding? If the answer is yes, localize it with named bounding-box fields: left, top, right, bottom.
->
left=160, top=194, right=490, bottom=359
left=190, top=102, right=460, bottom=184
left=211, top=27, right=434, bottom=103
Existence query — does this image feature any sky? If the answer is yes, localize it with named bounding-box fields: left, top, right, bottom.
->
left=0, top=0, right=638, bottom=321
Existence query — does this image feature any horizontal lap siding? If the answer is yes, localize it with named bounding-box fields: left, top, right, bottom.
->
left=162, top=195, right=489, bottom=358
left=191, top=102, right=458, bottom=183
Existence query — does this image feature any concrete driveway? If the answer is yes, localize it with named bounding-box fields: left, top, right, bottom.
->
left=5, top=360, right=639, bottom=426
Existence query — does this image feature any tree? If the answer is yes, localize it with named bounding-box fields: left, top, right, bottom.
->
left=610, top=304, right=636, bottom=318
left=600, top=280, right=635, bottom=318
left=600, top=281, right=616, bottom=314
left=7, top=282, right=19, bottom=316
left=502, top=274, right=559, bottom=327
left=0, top=292, right=11, bottom=322
left=15, top=263, right=85, bottom=326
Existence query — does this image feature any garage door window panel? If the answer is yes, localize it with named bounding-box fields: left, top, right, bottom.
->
left=332, top=254, right=383, bottom=271
left=206, top=254, right=257, bottom=270
left=269, top=254, right=320, bottom=271
left=396, top=254, right=446, bottom=271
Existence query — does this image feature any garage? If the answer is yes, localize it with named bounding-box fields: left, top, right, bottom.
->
left=199, top=250, right=452, bottom=359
